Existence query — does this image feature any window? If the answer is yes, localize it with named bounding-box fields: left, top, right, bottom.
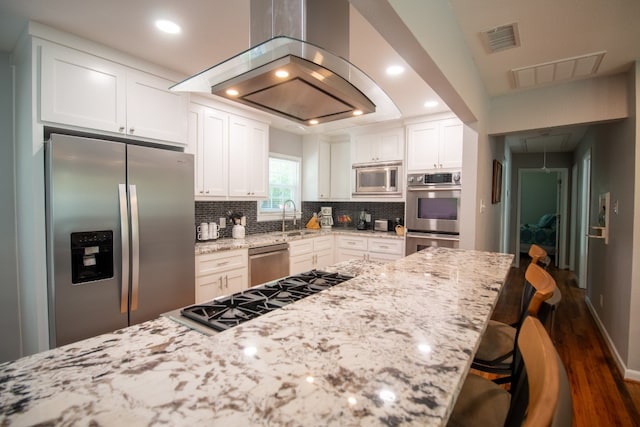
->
left=257, top=153, right=302, bottom=221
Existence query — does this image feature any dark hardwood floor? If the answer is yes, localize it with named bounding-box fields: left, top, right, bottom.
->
left=488, top=256, right=640, bottom=427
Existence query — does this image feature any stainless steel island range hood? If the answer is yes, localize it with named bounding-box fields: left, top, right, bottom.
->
left=171, top=0, right=399, bottom=127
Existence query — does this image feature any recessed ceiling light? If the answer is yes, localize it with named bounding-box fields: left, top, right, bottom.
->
left=155, top=19, right=181, bottom=34
left=226, top=89, right=239, bottom=96
left=424, top=100, right=439, bottom=108
left=275, top=70, right=289, bottom=78
left=386, top=65, right=405, bottom=76
left=309, top=119, right=319, bottom=125
left=352, top=110, right=363, bottom=116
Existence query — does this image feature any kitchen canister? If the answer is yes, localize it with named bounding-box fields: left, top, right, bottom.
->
left=232, top=224, right=245, bottom=239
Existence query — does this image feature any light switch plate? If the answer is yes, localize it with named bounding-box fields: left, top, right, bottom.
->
left=219, top=217, right=226, bottom=228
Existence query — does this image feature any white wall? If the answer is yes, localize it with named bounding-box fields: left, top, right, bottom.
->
left=0, top=51, right=21, bottom=362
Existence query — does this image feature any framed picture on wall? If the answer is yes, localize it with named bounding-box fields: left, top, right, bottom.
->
left=492, top=160, right=502, bottom=204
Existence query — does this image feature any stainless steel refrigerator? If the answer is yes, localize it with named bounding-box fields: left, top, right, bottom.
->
left=45, top=133, right=195, bottom=347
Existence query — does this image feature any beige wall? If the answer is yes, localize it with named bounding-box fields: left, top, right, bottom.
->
left=628, top=62, right=640, bottom=374
left=489, top=74, right=629, bottom=135
left=355, top=0, right=501, bottom=251
left=269, top=127, right=303, bottom=158
left=569, top=65, right=639, bottom=377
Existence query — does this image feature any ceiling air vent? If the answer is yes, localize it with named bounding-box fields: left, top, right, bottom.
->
left=482, top=23, right=520, bottom=53
left=512, top=51, right=606, bottom=89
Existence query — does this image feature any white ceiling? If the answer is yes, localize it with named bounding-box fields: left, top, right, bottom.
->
left=0, top=0, right=638, bottom=151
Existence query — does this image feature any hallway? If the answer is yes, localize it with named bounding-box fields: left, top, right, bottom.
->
left=490, top=258, right=640, bottom=426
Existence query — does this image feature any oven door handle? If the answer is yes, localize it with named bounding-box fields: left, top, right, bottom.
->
left=406, top=232, right=460, bottom=241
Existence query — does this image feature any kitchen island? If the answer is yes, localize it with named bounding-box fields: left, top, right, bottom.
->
left=0, top=248, right=513, bottom=426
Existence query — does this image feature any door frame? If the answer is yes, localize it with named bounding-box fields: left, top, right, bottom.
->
left=577, top=151, right=592, bottom=289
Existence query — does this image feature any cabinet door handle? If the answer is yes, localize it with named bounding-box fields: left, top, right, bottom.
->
left=218, top=277, right=223, bottom=290
left=129, top=127, right=135, bottom=134
left=119, top=126, right=125, bottom=133
left=225, top=275, right=229, bottom=288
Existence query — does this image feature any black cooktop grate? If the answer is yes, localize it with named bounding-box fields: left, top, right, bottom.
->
left=181, top=270, right=353, bottom=332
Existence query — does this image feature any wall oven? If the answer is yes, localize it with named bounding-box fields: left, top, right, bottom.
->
left=405, top=171, right=461, bottom=255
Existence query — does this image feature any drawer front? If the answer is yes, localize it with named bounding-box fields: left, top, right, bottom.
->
left=289, top=239, right=314, bottom=256
left=335, top=248, right=367, bottom=263
left=368, top=238, right=404, bottom=255
left=197, top=249, right=247, bottom=276
left=313, top=235, right=333, bottom=252
left=337, top=236, right=368, bottom=251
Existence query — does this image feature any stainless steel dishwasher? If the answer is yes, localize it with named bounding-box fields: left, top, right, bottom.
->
left=248, top=242, right=290, bottom=286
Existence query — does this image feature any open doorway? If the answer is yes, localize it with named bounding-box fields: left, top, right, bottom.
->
left=515, top=168, right=569, bottom=267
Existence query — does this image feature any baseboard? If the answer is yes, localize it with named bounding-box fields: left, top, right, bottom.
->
left=584, top=296, right=640, bottom=381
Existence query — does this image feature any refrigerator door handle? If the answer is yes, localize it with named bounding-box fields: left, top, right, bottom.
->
left=129, top=184, right=140, bottom=311
left=118, top=184, right=130, bottom=313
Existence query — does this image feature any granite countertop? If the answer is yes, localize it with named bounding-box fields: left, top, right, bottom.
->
left=195, top=228, right=404, bottom=255
left=0, top=248, right=513, bottom=426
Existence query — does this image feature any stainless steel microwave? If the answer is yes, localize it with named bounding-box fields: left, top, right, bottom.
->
left=352, top=161, right=402, bottom=196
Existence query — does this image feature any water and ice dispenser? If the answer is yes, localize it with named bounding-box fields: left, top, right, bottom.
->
left=70, top=231, right=114, bottom=284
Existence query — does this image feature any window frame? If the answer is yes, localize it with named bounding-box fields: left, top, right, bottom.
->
left=257, top=152, right=302, bottom=222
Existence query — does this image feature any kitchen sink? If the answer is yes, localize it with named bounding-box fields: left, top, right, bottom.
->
left=283, top=230, right=310, bottom=237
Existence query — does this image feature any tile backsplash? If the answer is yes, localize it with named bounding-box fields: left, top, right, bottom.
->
left=195, top=201, right=405, bottom=239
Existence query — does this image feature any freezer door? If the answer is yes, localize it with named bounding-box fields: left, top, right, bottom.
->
left=46, top=134, right=129, bottom=347
left=126, top=145, right=195, bottom=325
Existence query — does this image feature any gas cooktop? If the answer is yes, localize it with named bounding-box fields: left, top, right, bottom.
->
left=180, top=270, right=353, bottom=332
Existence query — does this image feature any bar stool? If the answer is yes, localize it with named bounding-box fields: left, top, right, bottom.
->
left=471, top=263, right=557, bottom=382
left=528, top=244, right=547, bottom=266
left=448, top=316, right=573, bottom=427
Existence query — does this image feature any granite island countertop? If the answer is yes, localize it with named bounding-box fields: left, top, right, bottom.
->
left=0, top=248, right=513, bottom=426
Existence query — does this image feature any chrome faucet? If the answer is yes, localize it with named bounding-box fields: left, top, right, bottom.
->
left=282, top=199, right=297, bottom=233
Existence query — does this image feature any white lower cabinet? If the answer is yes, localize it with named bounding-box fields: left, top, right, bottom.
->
left=335, top=235, right=404, bottom=263
left=289, top=235, right=334, bottom=275
left=195, top=249, right=248, bottom=303
left=368, top=238, right=405, bottom=263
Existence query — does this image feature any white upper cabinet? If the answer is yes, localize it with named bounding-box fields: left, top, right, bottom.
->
left=125, top=71, right=188, bottom=145
left=302, top=135, right=351, bottom=201
left=188, top=104, right=228, bottom=198
left=406, top=118, right=463, bottom=172
left=228, top=115, right=269, bottom=199
left=189, top=101, right=269, bottom=200
left=352, top=127, right=404, bottom=164
left=41, top=44, right=126, bottom=134
left=329, top=139, right=351, bottom=200
left=40, top=42, right=188, bottom=146
left=302, top=135, right=331, bottom=200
